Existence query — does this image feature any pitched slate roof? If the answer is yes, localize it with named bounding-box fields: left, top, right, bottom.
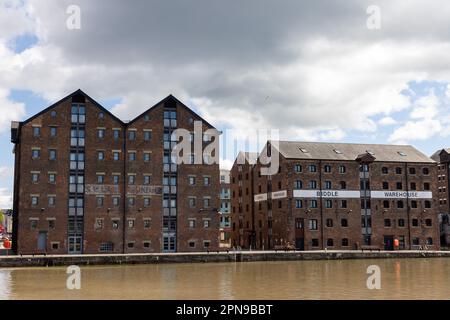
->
left=270, top=141, right=435, bottom=163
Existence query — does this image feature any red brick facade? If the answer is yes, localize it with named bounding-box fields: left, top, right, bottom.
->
left=11, top=90, right=220, bottom=254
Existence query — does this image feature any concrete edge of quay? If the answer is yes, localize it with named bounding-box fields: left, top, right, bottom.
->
left=1, top=250, right=450, bottom=268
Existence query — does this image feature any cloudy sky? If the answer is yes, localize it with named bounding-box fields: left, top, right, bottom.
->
left=1, top=0, right=450, bottom=207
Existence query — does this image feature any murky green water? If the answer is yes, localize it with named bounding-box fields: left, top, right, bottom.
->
left=0, top=258, right=449, bottom=299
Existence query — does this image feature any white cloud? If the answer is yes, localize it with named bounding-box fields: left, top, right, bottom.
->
left=0, top=188, right=12, bottom=208
left=389, top=118, right=442, bottom=143
left=410, top=89, right=439, bottom=119
left=0, top=88, right=26, bottom=133
left=378, top=117, right=397, bottom=126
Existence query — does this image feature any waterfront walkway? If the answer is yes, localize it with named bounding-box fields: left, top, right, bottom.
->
left=1, top=250, right=450, bottom=268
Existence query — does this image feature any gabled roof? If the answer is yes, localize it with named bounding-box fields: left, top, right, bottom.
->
left=235, top=151, right=259, bottom=165
left=20, top=89, right=125, bottom=126
left=270, top=140, right=435, bottom=163
left=127, top=94, right=217, bottom=129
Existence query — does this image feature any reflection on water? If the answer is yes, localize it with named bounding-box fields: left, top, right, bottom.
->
left=0, top=258, right=449, bottom=300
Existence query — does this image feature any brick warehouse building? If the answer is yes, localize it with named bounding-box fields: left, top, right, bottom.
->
left=11, top=89, right=220, bottom=254
left=430, top=148, right=450, bottom=247
left=231, top=141, right=440, bottom=250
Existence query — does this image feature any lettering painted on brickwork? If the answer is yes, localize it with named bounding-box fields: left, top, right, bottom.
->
left=85, top=185, right=163, bottom=196
left=127, top=185, right=163, bottom=196
left=85, top=185, right=120, bottom=195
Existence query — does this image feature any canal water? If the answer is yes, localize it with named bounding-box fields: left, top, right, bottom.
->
left=0, top=258, right=449, bottom=299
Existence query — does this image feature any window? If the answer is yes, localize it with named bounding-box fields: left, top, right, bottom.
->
left=30, top=220, right=38, bottom=230
left=47, top=149, right=56, bottom=160
left=188, top=241, right=196, bottom=248
left=310, top=200, right=318, bottom=208
left=424, top=183, right=430, bottom=191
left=398, top=219, right=405, bottom=227
left=143, top=241, right=151, bottom=249
left=49, top=173, right=56, bottom=183
left=295, top=199, right=302, bottom=208
left=294, top=164, right=302, bottom=173
left=96, top=197, right=104, bottom=207
left=340, top=200, right=347, bottom=208
left=381, top=167, right=388, bottom=174
left=113, top=197, right=120, bottom=207
left=340, top=181, right=346, bottom=189
left=144, top=219, right=151, bottom=229
left=50, top=111, right=57, bottom=118
left=308, top=219, right=318, bottom=230
left=396, top=182, right=402, bottom=190
left=327, top=239, right=334, bottom=247
left=203, top=197, right=210, bottom=208
left=311, top=239, right=319, bottom=247
left=325, top=181, right=332, bottom=189
left=326, top=219, right=333, bottom=227
left=411, top=200, right=417, bottom=208
left=341, top=218, right=348, bottom=227
left=98, top=151, right=105, bottom=161
left=144, top=131, right=152, bottom=141
left=31, top=196, right=39, bottom=206
left=112, top=220, right=119, bottom=229
left=294, top=180, right=302, bottom=189
left=412, top=237, right=420, bottom=245
left=189, top=198, right=196, bottom=208
left=51, top=242, right=59, bottom=250
left=395, top=167, right=402, bottom=174
left=144, top=152, right=151, bottom=162
left=144, top=198, right=151, bottom=207
left=308, top=165, right=317, bottom=172
left=113, top=152, right=120, bottom=161
left=50, top=127, right=57, bottom=137
left=71, top=104, right=86, bottom=123
left=325, top=200, right=332, bottom=208
left=128, top=175, right=136, bottom=185
left=342, top=238, right=349, bottom=247
left=412, top=219, right=419, bottom=227
left=309, top=180, right=317, bottom=189
left=100, top=242, right=114, bottom=252
left=204, top=176, right=211, bottom=186
left=128, top=197, right=135, bottom=207
left=382, top=182, right=389, bottom=190
left=113, top=175, right=120, bottom=185
left=128, top=219, right=135, bottom=229
left=98, top=129, right=105, bottom=138
left=189, top=219, right=196, bottom=228
left=409, top=167, right=416, bottom=174
left=98, top=112, right=105, bottom=119
left=31, top=172, right=40, bottom=183
left=33, top=126, right=41, bottom=137
left=425, top=219, right=432, bottom=227
left=410, top=182, right=417, bottom=190
left=424, top=201, right=431, bottom=209
left=324, top=165, right=331, bottom=173
left=422, top=167, right=429, bottom=175
left=129, top=152, right=136, bottom=161
left=113, top=129, right=121, bottom=140
left=95, top=218, right=103, bottom=230
left=397, top=200, right=404, bottom=209
left=143, top=175, right=151, bottom=185
left=48, top=196, right=56, bottom=206
left=203, top=241, right=211, bottom=248
left=128, top=130, right=136, bottom=140
left=32, top=149, right=40, bottom=159
left=127, top=242, right=135, bottom=249
left=339, top=166, right=346, bottom=174
left=383, top=200, right=390, bottom=208
left=97, top=174, right=105, bottom=184
left=203, top=220, right=210, bottom=228
left=426, top=237, right=433, bottom=245
left=384, top=219, right=391, bottom=227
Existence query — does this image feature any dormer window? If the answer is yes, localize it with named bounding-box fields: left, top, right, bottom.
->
left=398, top=151, right=407, bottom=156
left=299, top=147, right=308, bottom=153
left=333, top=149, right=342, bottom=154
